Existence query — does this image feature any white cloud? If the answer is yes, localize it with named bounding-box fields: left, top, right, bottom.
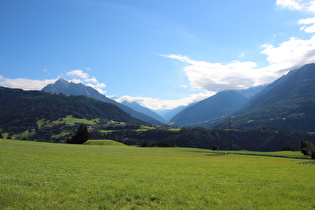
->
left=299, top=16, right=315, bottom=33
left=277, top=0, right=315, bottom=13
left=162, top=34, right=315, bottom=94
left=163, top=54, right=267, bottom=92
left=85, top=77, right=98, bottom=83
left=87, top=83, right=106, bottom=94
left=65, top=69, right=107, bottom=94
left=114, top=91, right=215, bottom=110
left=276, top=0, right=303, bottom=10
left=299, top=16, right=315, bottom=25
left=261, top=35, right=315, bottom=69
left=0, top=76, right=57, bottom=90
left=69, top=79, right=83, bottom=84
left=66, top=70, right=89, bottom=79
left=309, top=1, right=315, bottom=12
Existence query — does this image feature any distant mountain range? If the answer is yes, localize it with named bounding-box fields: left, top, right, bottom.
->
left=3, top=63, right=314, bottom=132
left=42, top=78, right=162, bottom=125
left=121, top=101, right=167, bottom=124
left=155, top=105, right=190, bottom=122
left=203, top=63, right=315, bottom=131
left=169, top=63, right=315, bottom=131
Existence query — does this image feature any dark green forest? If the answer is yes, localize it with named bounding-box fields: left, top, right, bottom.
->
left=0, top=86, right=144, bottom=133
left=90, top=125, right=315, bottom=151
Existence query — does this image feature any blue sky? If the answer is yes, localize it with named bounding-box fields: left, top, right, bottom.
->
left=1, top=0, right=315, bottom=110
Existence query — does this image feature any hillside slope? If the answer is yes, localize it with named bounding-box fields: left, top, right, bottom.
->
left=170, top=91, right=248, bottom=126
left=211, top=63, right=315, bottom=131
left=0, top=87, right=144, bottom=132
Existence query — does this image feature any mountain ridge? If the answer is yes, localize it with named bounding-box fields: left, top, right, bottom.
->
left=170, top=90, right=249, bottom=126
left=208, top=63, right=315, bottom=131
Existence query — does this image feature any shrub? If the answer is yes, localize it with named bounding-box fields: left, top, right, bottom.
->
left=212, top=145, right=219, bottom=150
left=299, top=140, right=315, bottom=159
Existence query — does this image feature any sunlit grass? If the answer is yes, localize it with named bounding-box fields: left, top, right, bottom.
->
left=52, top=115, right=100, bottom=126
left=1, top=139, right=314, bottom=209
left=212, top=150, right=310, bottom=159
left=84, top=139, right=125, bottom=146
left=51, top=131, right=71, bottom=139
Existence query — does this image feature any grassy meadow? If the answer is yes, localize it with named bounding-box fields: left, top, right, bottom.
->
left=1, top=139, right=315, bottom=209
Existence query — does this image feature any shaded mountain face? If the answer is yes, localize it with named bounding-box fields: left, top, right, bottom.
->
left=42, top=79, right=163, bottom=125
left=121, top=101, right=166, bottom=123
left=0, top=87, right=144, bottom=132
left=242, top=63, right=315, bottom=110
left=236, top=85, right=267, bottom=99
left=170, top=91, right=249, bottom=126
left=211, top=63, right=315, bottom=131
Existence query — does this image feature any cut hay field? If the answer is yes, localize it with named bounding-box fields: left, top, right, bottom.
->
left=1, top=139, right=314, bottom=209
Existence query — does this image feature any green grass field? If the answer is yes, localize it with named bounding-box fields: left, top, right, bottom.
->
left=1, top=139, right=314, bottom=209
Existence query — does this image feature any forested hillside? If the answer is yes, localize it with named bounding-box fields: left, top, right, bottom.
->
left=0, top=87, right=144, bottom=132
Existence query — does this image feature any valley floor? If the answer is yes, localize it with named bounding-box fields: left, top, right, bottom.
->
left=1, top=139, right=314, bottom=209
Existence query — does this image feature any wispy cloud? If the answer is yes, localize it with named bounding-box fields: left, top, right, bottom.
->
left=0, top=76, right=57, bottom=90
left=114, top=91, right=215, bottom=110
left=277, top=0, right=315, bottom=33
left=276, top=0, right=315, bottom=12
left=276, top=0, right=303, bottom=10
left=299, top=17, right=315, bottom=33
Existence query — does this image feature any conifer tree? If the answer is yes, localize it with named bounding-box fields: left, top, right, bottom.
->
left=68, top=124, right=89, bottom=144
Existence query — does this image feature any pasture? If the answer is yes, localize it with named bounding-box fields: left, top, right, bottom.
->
left=1, top=139, right=314, bottom=209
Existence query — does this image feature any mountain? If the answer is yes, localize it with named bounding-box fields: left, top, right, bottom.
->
left=170, top=90, right=249, bottom=126
left=121, top=101, right=167, bottom=123
left=0, top=86, right=144, bottom=132
left=42, top=79, right=162, bottom=125
left=211, top=63, right=315, bottom=131
left=42, top=78, right=107, bottom=101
